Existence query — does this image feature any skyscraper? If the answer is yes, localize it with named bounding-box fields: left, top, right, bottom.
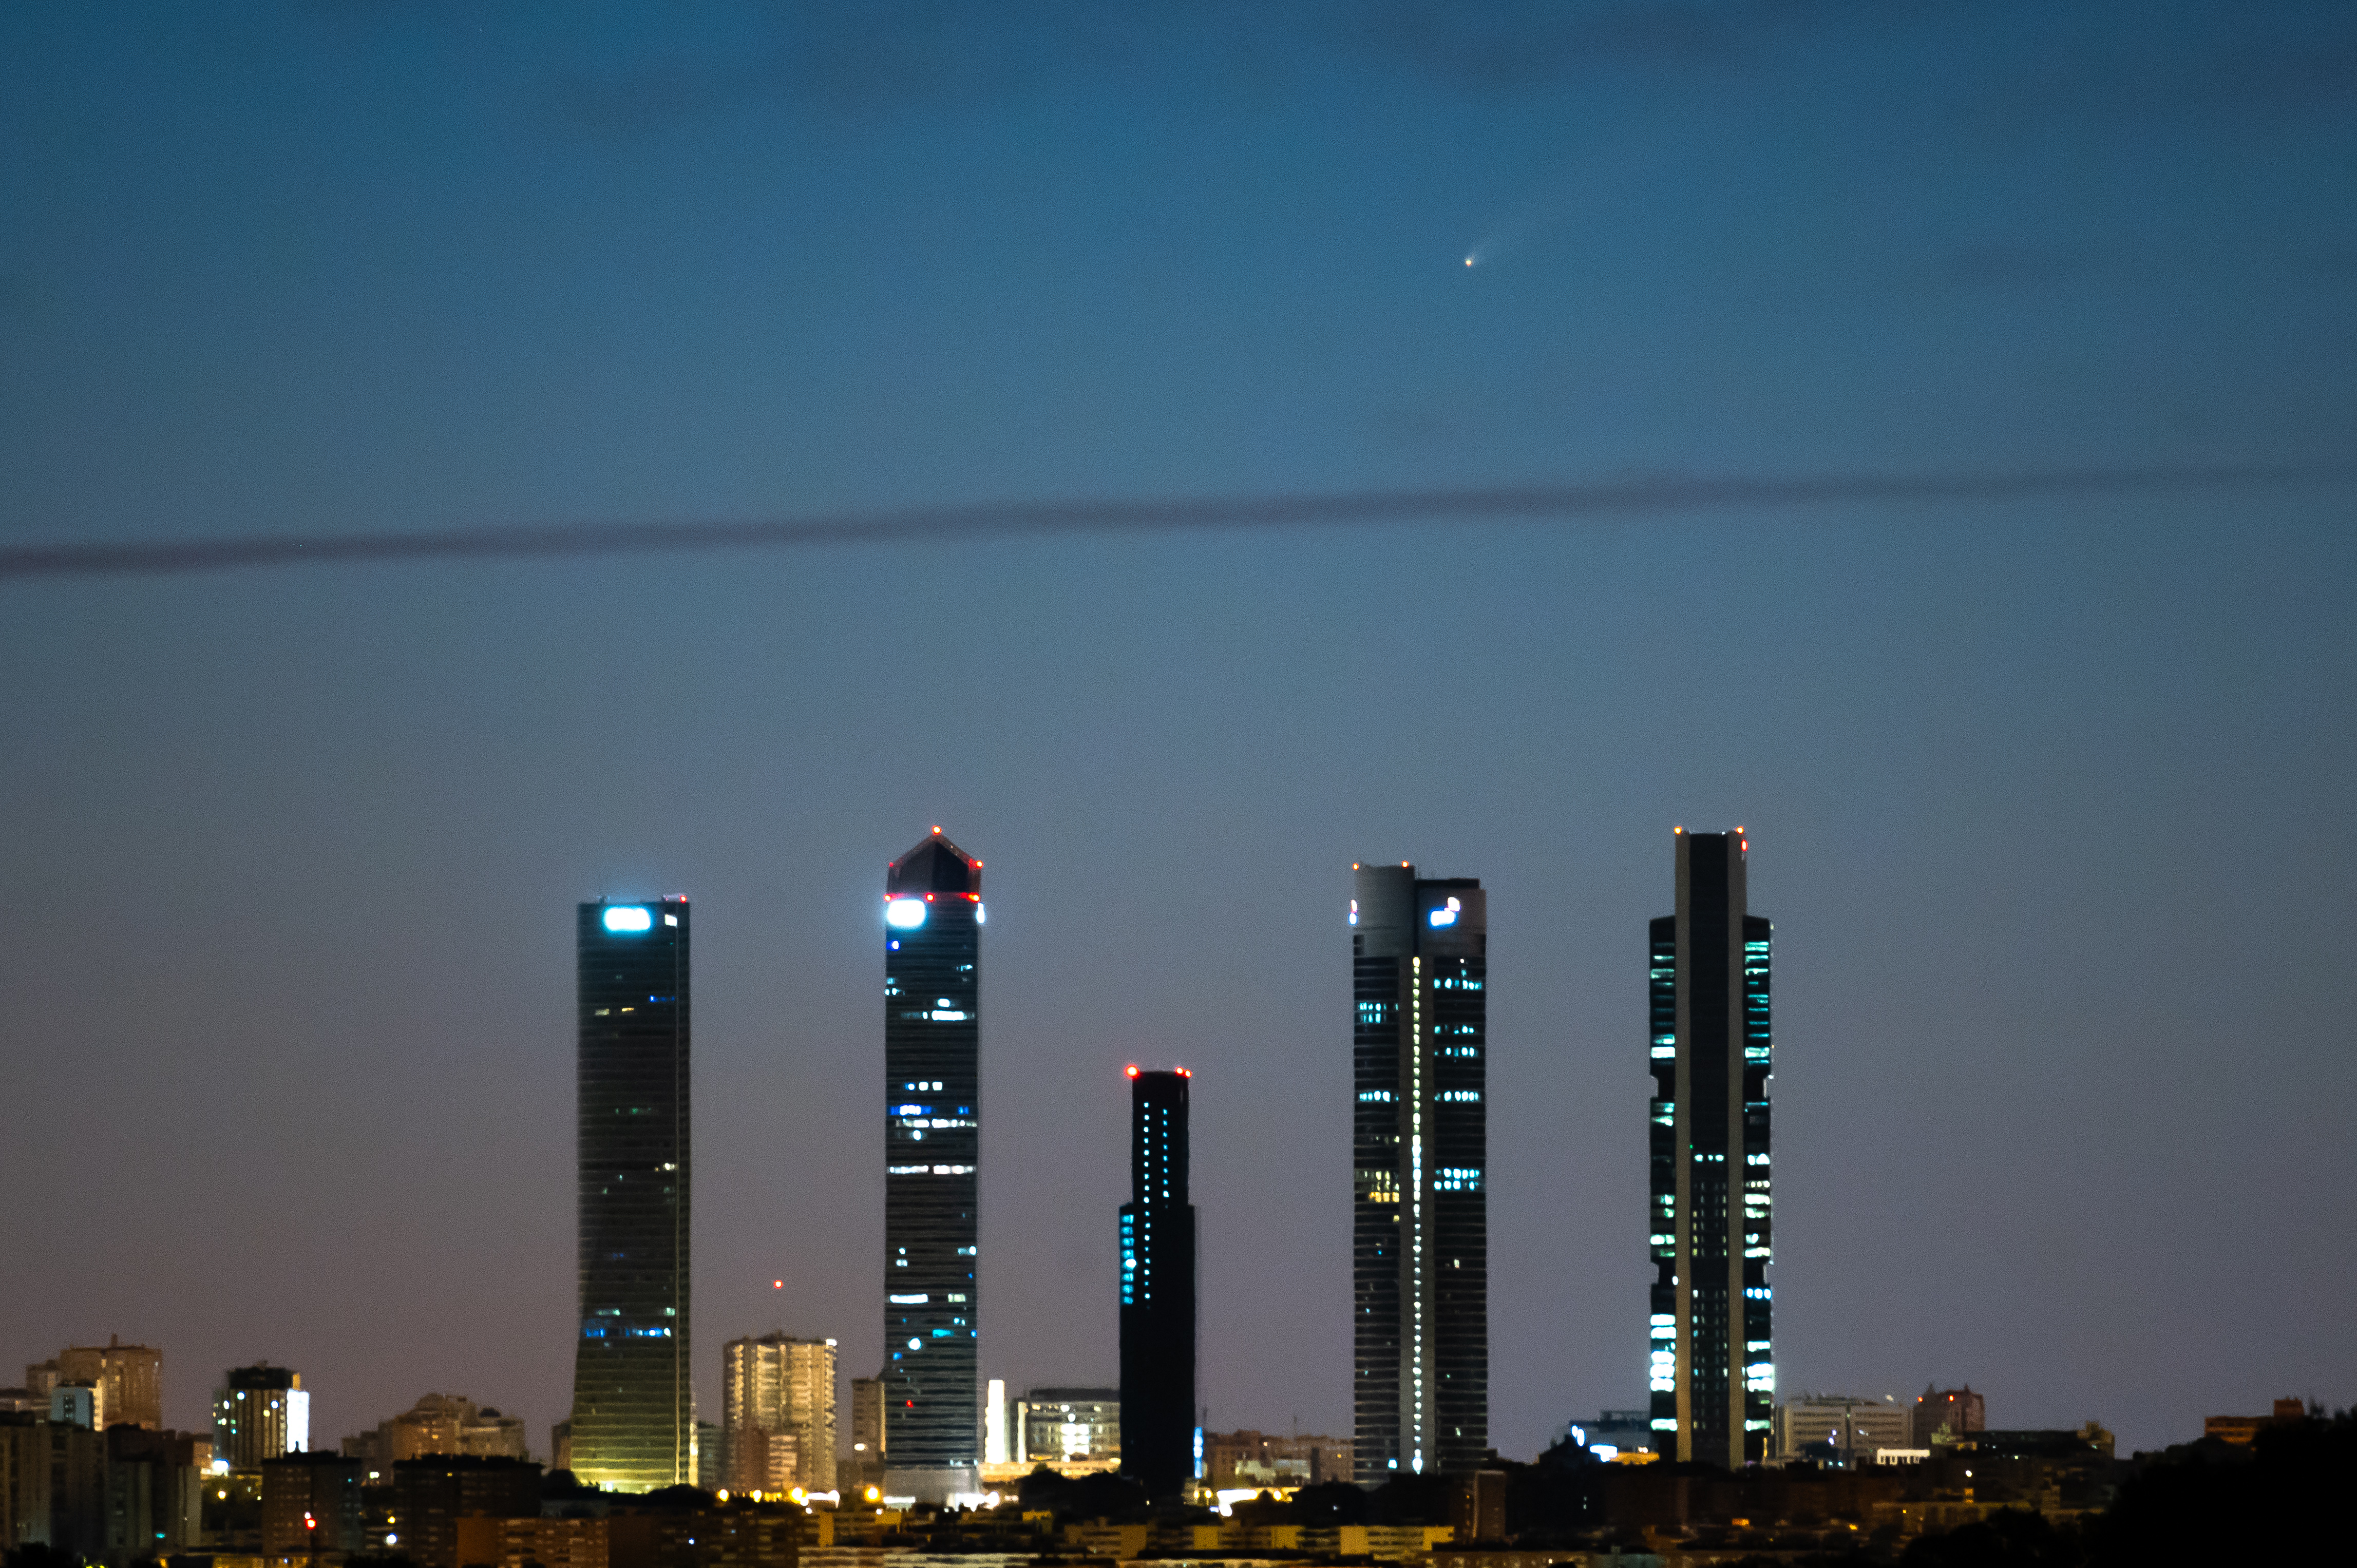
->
left=1350, top=863, right=1488, bottom=1481
left=570, top=896, right=693, bottom=1492
left=882, top=830, right=982, bottom=1500
left=1647, top=830, right=1773, bottom=1466
left=1119, top=1066, right=1196, bottom=1498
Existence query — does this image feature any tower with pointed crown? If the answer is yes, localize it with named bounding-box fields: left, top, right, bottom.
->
left=880, top=829, right=983, bottom=1500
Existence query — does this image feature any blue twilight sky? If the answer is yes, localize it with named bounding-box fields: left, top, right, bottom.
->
left=2, top=1, right=2353, bottom=1463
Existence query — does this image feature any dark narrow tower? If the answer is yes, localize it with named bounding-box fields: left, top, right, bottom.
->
left=570, top=897, right=692, bottom=1491
left=882, top=829, right=983, bottom=1501
left=1351, top=863, right=1488, bottom=1481
left=1119, top=1066, right=1197, bottom=1499
left=1647, top=829, right=1773, bottom=1466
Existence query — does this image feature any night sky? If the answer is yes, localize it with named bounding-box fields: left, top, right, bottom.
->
left=3, top=2, right=2353, bottom=1464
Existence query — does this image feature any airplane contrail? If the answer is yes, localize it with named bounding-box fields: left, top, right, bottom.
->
left=1, top=462, right=2347, bottom=581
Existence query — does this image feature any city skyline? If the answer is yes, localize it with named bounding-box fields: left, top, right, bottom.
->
left=4, top=0, right=2351, bottom=1469
left=7, top=811, right=2346, bottom=1463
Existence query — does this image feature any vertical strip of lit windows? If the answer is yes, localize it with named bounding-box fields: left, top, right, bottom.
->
left=1408, top=954, right=1424, bottom=1475
left=1647, top=915, right=1679, bottom=1451
left=1740, top=921, right=1774, bottom=1447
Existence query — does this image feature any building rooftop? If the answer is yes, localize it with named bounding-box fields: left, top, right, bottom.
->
left=888, top=828, right=981, bottom=895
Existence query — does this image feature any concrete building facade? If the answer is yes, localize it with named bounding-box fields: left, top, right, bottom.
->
left=59, top=1341, right=162, bottom=1432
left=1774, top=1395, right=1911, bottom=1465
left=1018, top=1390, right=1119, bottom=1464
left=258, top=1450, right=363, bottom=1561
left=391, top=1455, right=543, bottom=1568
left=720, top=1334, right=837, bottom=1495
left=1911, top=1386, right=1987, bottom=1447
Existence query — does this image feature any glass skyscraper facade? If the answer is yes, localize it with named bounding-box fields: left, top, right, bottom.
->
left=1647, top=831, right=1773, bottom=1466
left=1351, top=863, right=1488, bottom=1481
left=882, top=830, right=982, bottom=1497
left=571, top=897, right=693, bottom=1491
left=1119, top=1066, right=1196, bottom=1498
